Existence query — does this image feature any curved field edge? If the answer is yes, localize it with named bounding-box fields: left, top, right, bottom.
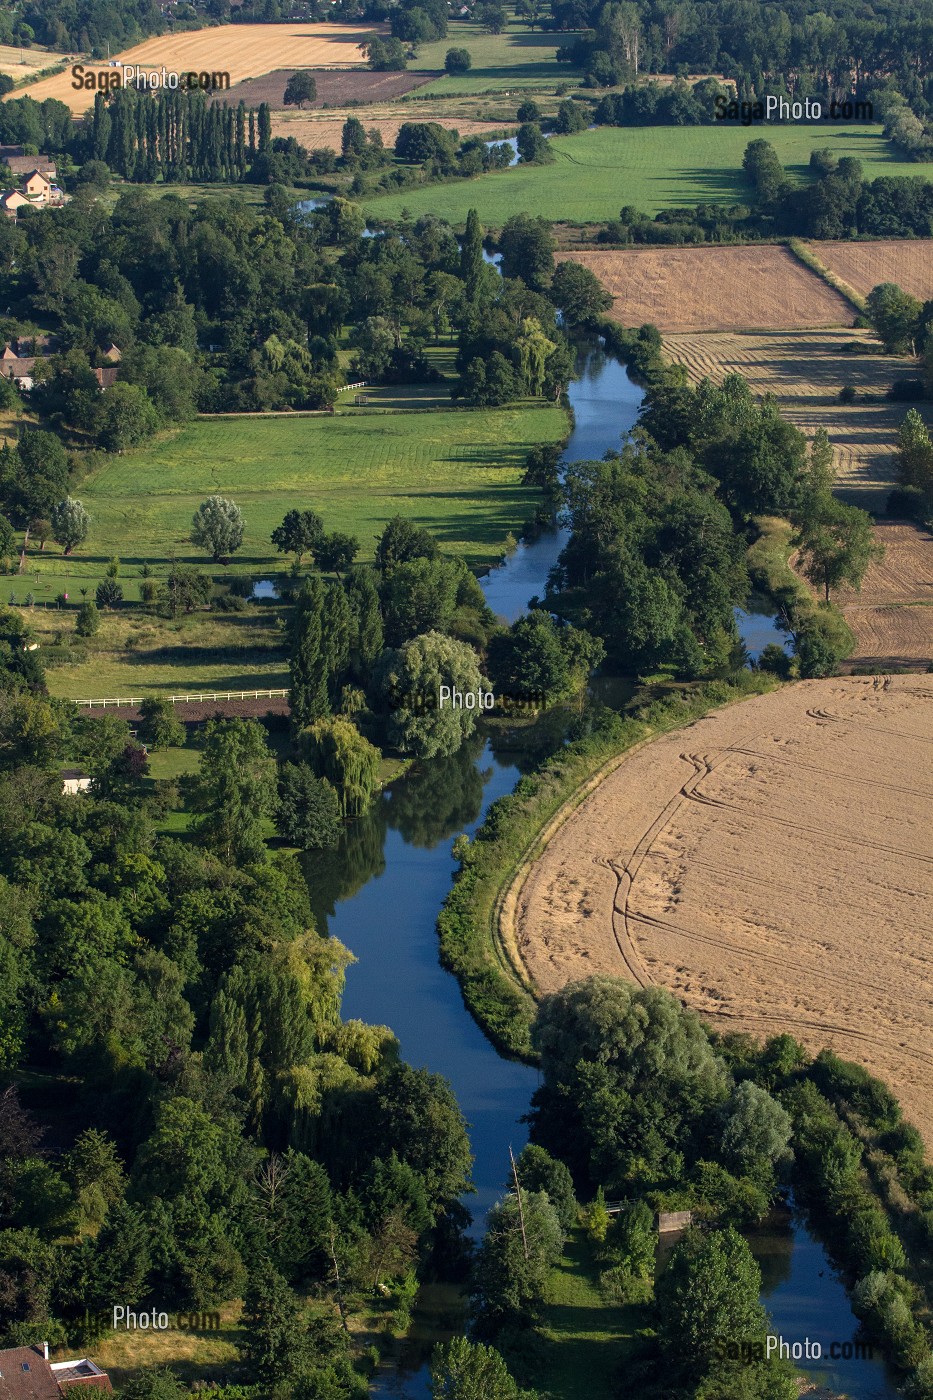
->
left=436, top=672, right=779, bottom=1060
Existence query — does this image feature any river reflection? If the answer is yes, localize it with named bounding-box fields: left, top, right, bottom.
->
left=750, top=1200, right=902, bottom=1400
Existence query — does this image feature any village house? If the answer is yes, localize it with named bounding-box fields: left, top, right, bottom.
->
left=2, top=154, right=57, bottom=180
left=22, top=171, right=62, bottom=205
left=0, top=335, right=60, bottom=391
left=0, top=159, right=68, bottom=218
left=0, top=1344, right=111, bottom=1400
left=0, top=342, right=36, bottom=390
left=0, top=190, right=29, bottom=217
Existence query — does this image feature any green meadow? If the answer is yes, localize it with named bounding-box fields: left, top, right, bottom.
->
left=365, top=123, right=928, bottom=225
left=16, top=390, right=565, bottom=701
left=407, top=19, right=582, bottom=94
left=49, top=402, right=565, bottom=582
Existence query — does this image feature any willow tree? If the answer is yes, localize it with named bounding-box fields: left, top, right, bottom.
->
left=515, top=317, right=556, bottom=396
left=301, top=716, right=380, bottom=817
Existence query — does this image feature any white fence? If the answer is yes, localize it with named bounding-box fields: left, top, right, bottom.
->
left=72, top=688, right=289, bottom=709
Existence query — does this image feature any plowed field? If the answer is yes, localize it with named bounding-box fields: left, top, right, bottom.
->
left=15, top=21, right=379, bottom=113
left=558, top=246, right=854, bottom=332
left=512, top=676, right=933, bottom=1143
left=807, top=240, right=933, bottom=303
left=837, top=522, right=933, bottom=668
left=219, top=67, right=436, bottom=108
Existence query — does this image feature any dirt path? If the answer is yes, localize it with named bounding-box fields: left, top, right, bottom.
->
left=513, top=677, right=933, bottom=1143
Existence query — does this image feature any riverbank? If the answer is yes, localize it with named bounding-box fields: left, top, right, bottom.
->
left=437, top=671, right=778, bottom=1060
left=508, top=675, right=933, bottom=1146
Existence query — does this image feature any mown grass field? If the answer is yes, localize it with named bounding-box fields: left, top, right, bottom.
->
left=365, top=123, right=926, bottom=225
left=43, top=401, right=565, bottom=581
left=32, top=609, right=290, bottom=702
left=408, top=19, right=581, bottom=94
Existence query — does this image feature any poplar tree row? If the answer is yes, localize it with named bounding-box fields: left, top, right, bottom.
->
left=89, top=88, right=272, bottom=182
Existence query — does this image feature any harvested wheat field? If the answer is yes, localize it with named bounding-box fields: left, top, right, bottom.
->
left=272, top=110, right=514, bottom=151
left=559, top=246, right=854, bottom=332
left=662, top=328, right=933, bottom=664
left=836, top=522, right=933, bottom=668
left=0, top=43, right=74, bottom=78
left=663, top=328, right=931, bottom=507
left=14, top=22, right=380, bottom=113
left=808, top=239, right=933, bottom=304
left=512, top=676, right=933, bottom=1142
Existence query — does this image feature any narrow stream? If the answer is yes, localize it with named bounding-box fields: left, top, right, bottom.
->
left=299, top=343, right=899, bottom=1398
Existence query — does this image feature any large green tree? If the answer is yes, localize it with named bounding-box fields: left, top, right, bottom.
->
left=376, top=631, right=491, bottom=759
left=191, top=495, right=245, bottom=564
left=797, top=501, right=883, bottom=602
left=188, top=717, right=277, bottom=864
left=430, top=1337, right=531, bottom=1399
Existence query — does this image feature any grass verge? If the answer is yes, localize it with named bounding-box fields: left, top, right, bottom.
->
left=746, top=514, right=856, bottom=658
left=438, top=672, right=778, bottom=1060
left=517, top=1229, right=642, bottom=1398
left=787, top=238, right=868, bottom=315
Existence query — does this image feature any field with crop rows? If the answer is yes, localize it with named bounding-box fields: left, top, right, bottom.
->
left=514, top=676, right=933, bottom=1144
left=14, top=21, right=380, bottom=113
left=221, top=66, right=437, bottom=109
left=805, top=239, right=933, bottom=303
left=663, top=327, right=933, bottom=666
left=560, top=245, right=853, bottom=331
left=0, top=42, right=74, bottom=79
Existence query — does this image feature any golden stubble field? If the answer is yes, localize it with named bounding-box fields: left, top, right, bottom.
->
left=663, top=327, right=933, bottom=667
left=272, top=109, right=514, bottom=152
left=14, top=22, right=379, bottom=114
left=512, top=676, right=933, bottom=1143
left=0, top=42, right=76, bottom=78
left=558, top=245, right=854, bottom=331
left=807, top=239, right=933, bottom=303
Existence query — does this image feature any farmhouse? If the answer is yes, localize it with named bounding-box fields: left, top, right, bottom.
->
left=4, top=154, right=57, bottom=179
left=0, top=190, right=29, bottom=216
left=0, top=1345, right=111, bottom=1400
left=22, top=171, right=62, bottom=204
left=0, top=168, right=67, bottom=216
left=0, top=334, right=60, bottom=390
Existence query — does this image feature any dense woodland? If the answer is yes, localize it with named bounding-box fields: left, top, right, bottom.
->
left=0, top=196, right=578, bottom=452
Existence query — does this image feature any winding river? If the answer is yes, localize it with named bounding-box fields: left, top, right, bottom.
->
left=301, top=345, right=901, bottom=1399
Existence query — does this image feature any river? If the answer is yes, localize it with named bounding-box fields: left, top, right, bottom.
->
left=300, top=344, right=899, bottom=1399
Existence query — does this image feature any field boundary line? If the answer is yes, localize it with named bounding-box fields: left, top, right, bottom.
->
left=71, top=687, right=289, bottom=708
left=788, top=239, right=868, bottom=315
